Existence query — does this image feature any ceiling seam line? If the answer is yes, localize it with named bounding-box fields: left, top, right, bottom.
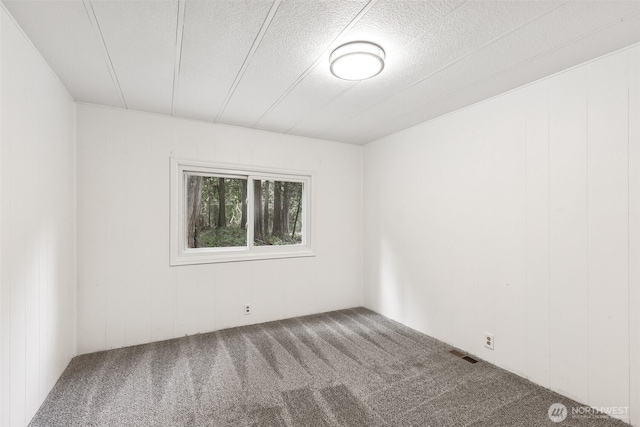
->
left=82, top=0, right=127, bottom=109
left=215, top=0, right=282, bottom=123
left=252, top=0, right=380, bottom=129
left=171, top=0, right=187, bottom=116
left=284, top=84, right=357, bottom=135
left=394, top=1, right=568, bottom=94
left=402, top=0, right=469, bottom=53
left=288, top=0, right=469, bottom=136
left=315, top=0, right=568, bottom=140
left=288, top=0, right=472, bottom=138
left=354, top=10, right=640, bottom=143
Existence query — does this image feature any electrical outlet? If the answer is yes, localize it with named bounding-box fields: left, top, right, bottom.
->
left=244, top=304, right=251, bottom=315
left=484, top=332, right=494, bottom=350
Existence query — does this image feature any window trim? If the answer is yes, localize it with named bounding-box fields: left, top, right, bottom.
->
left=170, top=158, right=315, bottom=266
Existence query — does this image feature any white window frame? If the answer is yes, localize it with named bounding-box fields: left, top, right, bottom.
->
left=170, top=158, right=314, bottom=265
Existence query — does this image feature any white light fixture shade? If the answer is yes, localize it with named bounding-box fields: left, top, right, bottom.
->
left=330, top=42, right=385, bottom=81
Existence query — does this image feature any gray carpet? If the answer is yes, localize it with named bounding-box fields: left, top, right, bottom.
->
left=30, top=308, right=626, bottom=426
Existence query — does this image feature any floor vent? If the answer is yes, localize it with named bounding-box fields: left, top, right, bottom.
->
left=449, top=349, right=479, bottom=364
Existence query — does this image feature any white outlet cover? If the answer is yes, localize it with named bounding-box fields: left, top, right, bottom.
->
left=484, top=332, right=494, bottom=350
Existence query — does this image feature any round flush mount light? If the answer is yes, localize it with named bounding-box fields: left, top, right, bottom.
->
left=330, top=41, right=385, bottom=81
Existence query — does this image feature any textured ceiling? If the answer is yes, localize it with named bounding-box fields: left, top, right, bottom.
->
left=3, top=0, right=640, bottom=144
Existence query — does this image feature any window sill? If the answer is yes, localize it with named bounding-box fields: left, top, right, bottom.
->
left=170, top=249, right=316, bottom=266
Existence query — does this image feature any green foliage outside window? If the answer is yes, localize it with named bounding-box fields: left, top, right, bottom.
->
left=186, top=175, right=303, bottom=249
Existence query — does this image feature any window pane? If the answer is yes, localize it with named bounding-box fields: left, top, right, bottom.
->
left=253, top=180, right=304, bottom=246
left=186, top=174, right=247, bottom=248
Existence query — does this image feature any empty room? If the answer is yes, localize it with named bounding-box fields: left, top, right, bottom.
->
left=1, top=0, right=639, bottom=426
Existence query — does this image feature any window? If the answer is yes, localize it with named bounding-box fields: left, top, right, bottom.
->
left=171, top=159, right=313, bottom=265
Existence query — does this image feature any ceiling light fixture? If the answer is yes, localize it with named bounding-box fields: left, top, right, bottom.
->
left=330, top=41, right=385, bottom=81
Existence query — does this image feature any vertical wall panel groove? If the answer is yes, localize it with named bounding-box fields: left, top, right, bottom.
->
left=628, top=45, right=640, bottom=427
left=0, top=8, right=4, bottom=424
left=524, top=81, right=550, bottom=388
left=548, top=65, right=589, bottom=403
left=586, top=50, right=630, bottom=416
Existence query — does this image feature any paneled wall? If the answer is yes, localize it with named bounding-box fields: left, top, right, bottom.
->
left=0, top=7, right=77, bottom=426
left=363, top=45, right=640, bottom=424
left=75, top=104, right=362, bottom=355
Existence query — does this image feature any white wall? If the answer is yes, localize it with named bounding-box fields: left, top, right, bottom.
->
left=75, top=104, right=362, bottom=355
left=0, top=6, right=77, bottom=427
left=363, top=44, right=640, bottom=425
